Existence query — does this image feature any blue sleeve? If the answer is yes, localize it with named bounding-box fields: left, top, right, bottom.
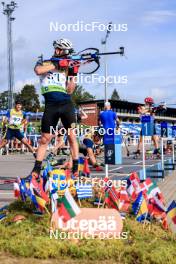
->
left=6, top=110, right=10, bottom=119
left=113, top=112, right=117, bottom=120
left=23, top=111, right=27, bottom=119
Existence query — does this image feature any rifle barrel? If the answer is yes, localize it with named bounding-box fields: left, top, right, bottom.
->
left=97, top=51, right=124, bottom=56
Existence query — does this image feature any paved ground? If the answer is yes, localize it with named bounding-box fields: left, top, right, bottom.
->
left=0, top=151, right=175, bottom=208
left=0, top=153, right=35, bottom=207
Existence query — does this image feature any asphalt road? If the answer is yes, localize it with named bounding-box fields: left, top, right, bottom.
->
left=0, top=151, right=174, bottom=207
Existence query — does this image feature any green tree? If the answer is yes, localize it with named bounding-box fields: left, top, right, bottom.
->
left=0, top=90, right=18, bottom=109
left=72, top=85, right=95, bottom=105
left=16, top=85, right=40, bottom=112
left=111, top=89, right=120, bottom=100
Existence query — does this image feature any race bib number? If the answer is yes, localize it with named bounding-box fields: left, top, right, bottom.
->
left=9, top=115, right=22, bottom=126
left=41, top=72, right=66, bottom=88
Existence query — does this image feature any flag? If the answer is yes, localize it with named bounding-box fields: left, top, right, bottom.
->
left=13, top=182, right=20, bottom=198
left=132, top=192, right=148, bottom=222
left=167, top=200, right=176, bottom=224
left=136, top=199, right=148, bottom=222
left=140, top=178, right=153, bottom=194
left=132, top=192, right=144, bottom=215
left=76, top=183, right=93, bottom=199
left=25, top=183, right=39, bottom=209
left=58, top=189, right=81, bottom=222
left=35, top=195, right=47, bottom=211
left=18, top=178, right=28, bottom=201
left=150, top=195, right=168, bottom=230
left=78, top=157, right=84, bottom=175
left=126, top=178, right=136, bottom=200
left=127, top=172, right=141, bottom=200
left=104, top=178, right=119, bottom=210
left=118, top=186, right=130, bottom=212
left=30, top=177, right=49, bottom=202
left=148, top=195, right=166, bottom=221
left=49, top=169, right=68, bottom=196
left=83, top=158, right=90, bottom=177
left=145, top=181, right=162, bottom=200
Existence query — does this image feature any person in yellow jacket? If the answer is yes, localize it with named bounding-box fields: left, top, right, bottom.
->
left=0, top=100, right=36, bottom=157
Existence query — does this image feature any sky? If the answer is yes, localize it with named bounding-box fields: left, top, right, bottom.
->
left=0, top=0, right=176, bottom=104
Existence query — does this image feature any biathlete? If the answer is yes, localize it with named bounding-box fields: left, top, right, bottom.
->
left=0, top=100, right=36, bottom=156
left=32, top=38, right=79, bottom=178
left=79, top=130, right=104, bottom=171
left=134, top=97, right=160, bottom=156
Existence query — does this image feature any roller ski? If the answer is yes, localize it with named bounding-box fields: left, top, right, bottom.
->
left=145, top=148, right=161, bottom=160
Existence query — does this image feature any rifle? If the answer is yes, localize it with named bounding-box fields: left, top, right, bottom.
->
left=137, top=102, right=167, bottom=115
left=152, top=102, right=167, bottom=113
left=42, top=47, right=124, bottom=74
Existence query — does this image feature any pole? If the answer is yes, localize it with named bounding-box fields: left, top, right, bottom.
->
left=142, top=136, right=146, bottom=180
left=2, top=1, right=18, bottom=109
left=7, top=14, right=14, bottom=109
left=102, top=22, right=112, bottom=178
left=172, top=141, right=175, bottom=165
left=104, top=45, right=108, bottom=102
left=101, top=21, right=112, bottom=103
left=161, top=138, right=164, bottom=170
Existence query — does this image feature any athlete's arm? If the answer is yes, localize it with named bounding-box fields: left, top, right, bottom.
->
left=2, top=117, right=8, bottom=125
left=137, top=105, right=149, bottom=114
left=34, top=64, right=56, bottom=75
left=66, top=77, right=76, bottom=94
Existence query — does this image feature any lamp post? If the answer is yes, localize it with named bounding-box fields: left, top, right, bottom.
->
left=2, top=1, right=18, bottom=109
left=101, top=22, right=112, bottom=102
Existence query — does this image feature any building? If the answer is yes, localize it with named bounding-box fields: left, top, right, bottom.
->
left=78, top=99, right=176, bottom=126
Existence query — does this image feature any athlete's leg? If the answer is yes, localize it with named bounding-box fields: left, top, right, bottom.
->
left=36, top=133, right=53, bottom=160
left=152, top=135, right=159, bottom=149
left=31, top=103, right=59, bottom=177
left=61, top=101, right=79, bottom=175
left=0, top=128, right=11, bottom=149
left=52, top=136, right=64, bottom=155
left=86, top=147, right=97, bottom=165
left=67, top=129, right=79, bottom=174
left=0, top=139, right=8, bottom=149
left=135, top=129, right=142, bottom=154
left=68, top=129, right=79, bottom=160
left=21, top=138, right=36, bottom=154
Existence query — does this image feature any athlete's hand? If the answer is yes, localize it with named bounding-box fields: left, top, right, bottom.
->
left=69, top=60, right=80, bottom=74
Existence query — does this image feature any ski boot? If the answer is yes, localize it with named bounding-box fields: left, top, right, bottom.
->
left=152, top=148, right=161, bottom=159
left=133, top=150, right=141, bottom=159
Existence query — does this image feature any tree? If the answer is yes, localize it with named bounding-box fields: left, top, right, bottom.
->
left=72, top=85, right=95, bottom=105
left=0, top=90, right=18, bottom=109
left=111, top=89, right=120, bottom=101
left=16, top=85, right=40, bottom=112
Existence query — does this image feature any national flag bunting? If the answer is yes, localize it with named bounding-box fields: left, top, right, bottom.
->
left=76, top=183, right=93, bottom=199
left=103, top=178, right=119, bottom=210
left=167, top=200, right=176, bottom=224
left=58, top=189, right=81, bottom=222
left=118, top=186, right=130, bottom=212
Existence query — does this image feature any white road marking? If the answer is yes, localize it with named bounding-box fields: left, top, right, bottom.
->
left=108, top=167, right=123, bottom=172
left=133, top=161, right=142, bottom=165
